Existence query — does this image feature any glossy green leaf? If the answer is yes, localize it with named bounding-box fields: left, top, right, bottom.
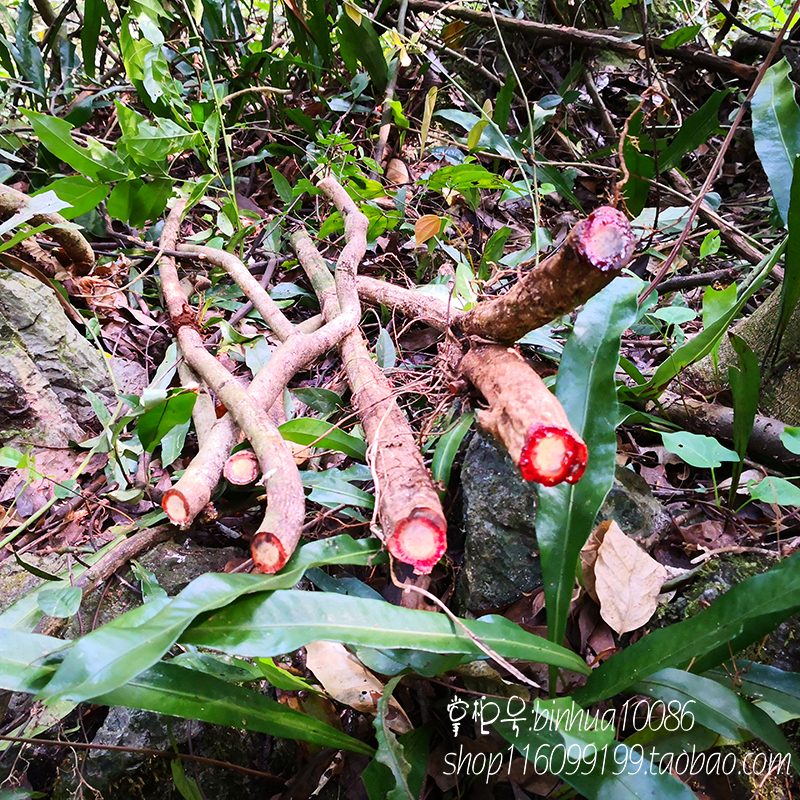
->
left=32, top=177, right=109, bottom=220
left=727, top=333, right=760, bottom=503
left=700, top=231, right=721, bottom=259
left=775, top=154, right=800, bottom=357
left=22, top=110, right=127, bottom=182
left=752, top=58, right=800, bottom=225
left=431, top=412, right=474, bottom=489
left=574, top=551, right=800, bottom=705
left=98, top=662, right=373, bottom=754
left=36, top=585, right=82, bottom=618
left=107, top=178, right=174, bottom=228
left=661, top=430, right=738, bottom=468
left=479, top=226, right=512, bottom=280
left=363, top=725, right=431, bottom=800
left=255, top=657, right=317, bottom=691
left=81, top=0, right=103, bottom=77
left=290, top=387, right=343, bottom=415
left=376, top=328, right=397, bottom=370
left=136, top=389, right=197, bottom=453
left=182, top=589, right=589, bottom=673
left=634, top=669, right=799, bottom=773
left=37, top=536, right=383, bottom=703
left=702, top=283, right=737, bottom=371
left=748, top=476, right=800, bottom=506
left=781, top=426, right=800, bottom=454
left=279, top=418, right=367, bottom=460
left=494, top=698, right=694, bottom=799
left=373, top=675, right=414, bottom=800
left=337, top=11, right=387, bottom=93
left=301, top=467, right=375, bottom=509
left=625, top=242, right=784, bottom=401
left=706, top=661, right=800, bottom=724
left=537, top=278, right=640, bottom=649
left=651, top=306, right=696, bottom=325
left=660, top=23, right=701, bottom=48
left=0, top=630, right=65, bottom=693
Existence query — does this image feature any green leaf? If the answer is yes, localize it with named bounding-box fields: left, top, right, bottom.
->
left=363, top=726, right=432, bottom=800
left=699, top=230, right=721, bottom=259
left=705, top=660, right=800, bottom=724
left=752, top=58, right=800, bottom=225
left=660, top=23, right=702, bottom=49
left=301, top=468, right=375, bottom=509
left=0, top=446, right=26, bottom=468
left=107, top=178, right=174, bottom=228
left=748, top=476, right=800, bottom=505
left=431, top=412, right=474, bottom=489
left=376, top=327, right=397, bottom=370
left=702, top=283, right=737, bottom=370
left=634, top=669, right=799, bottom=774
left=651, top=306, right=696, bottom=325
left=81, top=0, right=103, bottom=77
left=255, top=657, right=317, bottom=691
left=22, top=110, right=127, bottom=182
left=776, top=153, right=800, bottom=354
left=494, top=698, right=695, bottom=799
left=182, top=590, right=590, bottom=673
left=479, top=227, right=512, bottom=281
left=574, top=551, right=800, bottom=705
left=727, top=333, right=760, bottom=502
left=290, top=387, right=343, bottom=415
left=37, top=536, right=384, bottom=703
left=373, top=675, right=413, bottom=799
left=781, top=426, right=800, bottom=454
left=136, top=388, right=197, bottom=453
left=0, top=630, right=65, bottom=694
left=279, top=418, right=367, bottom=460
left=98, top=662, right=373, bottom=754
left=268, top=164, right=293, bottom=204
left=337, top=11, right=387, bottom=93
left=625, top=242, right=784, bottom=400
left=32, top=177, right=109, bottom=220
left=537, top=278, right=640, bottom=649
left=36, top=585, right=82, bottom=618
left=661, top=430, right=739, bottom=468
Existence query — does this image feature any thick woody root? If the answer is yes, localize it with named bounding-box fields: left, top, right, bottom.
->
left=224, top=450, right=260, bottom=484
left=459, top=344, right=587, bottom=486
left=342, top=333, right=448, bottom=573
left=294, top=178, right=447, bottom=574
left=158, top=203, right=305, bottom=572
left=355, top=207, right=635, bottom=343
left=456, top=207, right=634, bottom=342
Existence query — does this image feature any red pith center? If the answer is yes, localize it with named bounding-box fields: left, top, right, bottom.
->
left=388, top=515, right=447, bottom=574
left=519, top=424, right=588, bottom=486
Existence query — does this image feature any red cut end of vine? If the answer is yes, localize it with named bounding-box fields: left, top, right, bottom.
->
left=575, top=206, right=635, bottom=273
left=518, top=423, right=588, bottom=486
left=224, top=451, right=260, bottom=485
left=387, top=509, right=447, bottom=575
left=251, top=531, right=288, bottom=574
left=163, top=489, right=190, bottom=525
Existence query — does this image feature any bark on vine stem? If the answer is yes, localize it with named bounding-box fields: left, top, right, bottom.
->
left=158, top=202, right=305, bottom=572
left=292, top=176, right=447, bottom=575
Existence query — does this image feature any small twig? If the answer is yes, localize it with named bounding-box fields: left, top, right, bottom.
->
left=389, top=561, right=540, bottom=688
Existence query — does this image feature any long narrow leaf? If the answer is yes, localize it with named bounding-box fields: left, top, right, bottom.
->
left=38, top=536, right=383, bottom=703
left=634, top=669, right=799, bottom=774
left=182, top=589, right=590, bottom=673
left=775, top=154, right=800, bottom=354
left=537, top=278, right=640, bottom=650
left=752, top=58, right=800, bottom=225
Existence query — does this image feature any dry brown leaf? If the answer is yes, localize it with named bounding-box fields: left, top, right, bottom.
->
left=414, top=214, right=442, bottom=247
left=593, top=520, right=668, bottom=635
left=305, top=640, right=412, bottom=733
left=386, top=158, right=409, bottom=185
left=579, top=520, right=609, bottom=603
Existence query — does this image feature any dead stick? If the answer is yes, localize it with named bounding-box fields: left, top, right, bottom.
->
left=158, top=203, right=305, bottom=572
left=403, top=0, right=757, bottom=82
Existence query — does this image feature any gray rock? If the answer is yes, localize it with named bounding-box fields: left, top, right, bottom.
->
left=457, top=432, right=671, bottom=614
left=457, top=432, right=540, bottom=614
left=0, top=270, right=113, bottom=445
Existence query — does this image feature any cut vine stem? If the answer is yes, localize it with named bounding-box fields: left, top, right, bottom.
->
left=459, top=344, right=587, bottom=485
